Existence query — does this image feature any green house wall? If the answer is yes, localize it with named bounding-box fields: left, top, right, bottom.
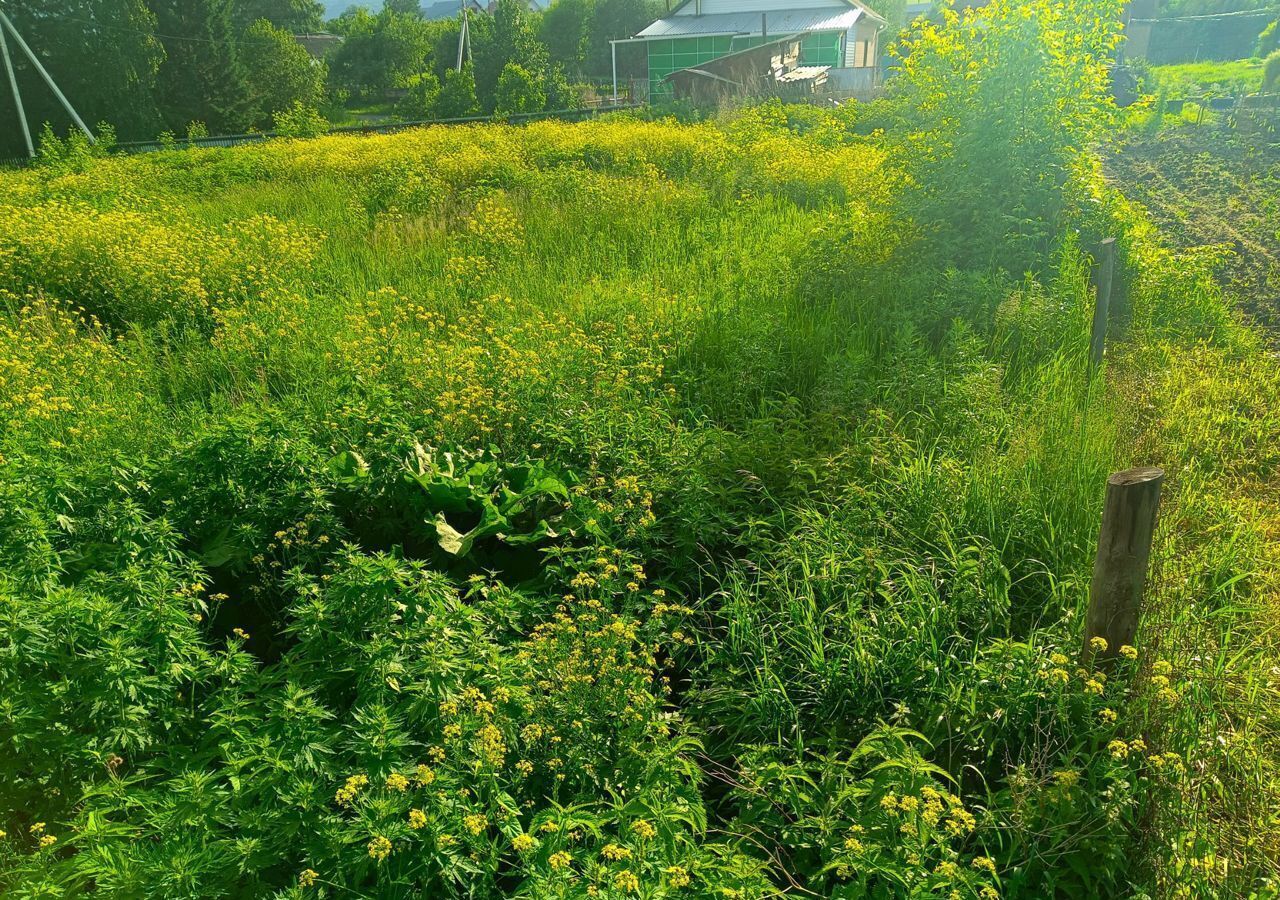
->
left=647, top=32, right=845, bottom=100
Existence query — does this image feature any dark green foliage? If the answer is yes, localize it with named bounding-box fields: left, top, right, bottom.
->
left=234, top=0, right=325, bottom=31
left=473, top=0, right=547, bottom=112
left=328, top=8, right=440, bottom=100
left=0, top=0, right=164, bottom=155
left=152, top=0, right=256, bottom=132
left=585, top=0, right=659, bottom=76
left=396, top=71, right=442, bottom=118
left=242, top=18, right=327, bottom=125
left=541, top=0, right=594, bottom=75
left=436, top=64, right=479, bottom=116
left=494, top=62, right=546, bottom=115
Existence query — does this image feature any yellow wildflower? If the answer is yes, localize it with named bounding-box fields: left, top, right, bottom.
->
left=335, top=774, right=368, bottom=806
left=385, top=772, right=409, bottom=792
left=409, top=809, right=427, bottom=830
left=1119, top=645, right=1138, bottom=660
left=614, top=869, right=640, bottom=892
left=512, top=833, right=537, bottom=853
left=549, top=851, right=572, bottom=870
left=367, top=835, right=392, bottom=861
left=1089, top=636, right=1108, bottom=653
left=601, top=843, right=631, bottom=861
left=666, top=865, right=692, bottom=888
left=299, top=869, right=319, bottom=888
left=632, top=819, right=656, bottom=840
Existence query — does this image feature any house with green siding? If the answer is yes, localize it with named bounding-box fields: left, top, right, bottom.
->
left=614, top=0, right=887, bottom=101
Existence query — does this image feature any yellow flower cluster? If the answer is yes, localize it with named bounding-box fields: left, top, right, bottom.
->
left=335, top=774, right=368, bottom=806
left=367, top=835, right=392, bottom=861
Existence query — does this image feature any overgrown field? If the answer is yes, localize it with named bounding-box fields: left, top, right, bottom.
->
left=2, top=3, right=1279, bottom=897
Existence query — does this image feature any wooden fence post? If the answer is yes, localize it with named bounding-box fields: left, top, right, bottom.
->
left=1083, top=466, right=1164, bottom=664
left=1089, top=237, right=1116, bottom=369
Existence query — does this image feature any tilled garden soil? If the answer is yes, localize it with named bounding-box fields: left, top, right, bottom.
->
left=1108, top=129, right=1280, bottom=332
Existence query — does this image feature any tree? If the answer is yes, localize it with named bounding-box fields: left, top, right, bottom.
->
left=151, top=0, right=255, bottom=133
left=888, top=0, right=1125, bottom=272
left=396, top=71, right=441, bottom=118
left=494, top=62, right=545, bottom=114
left=473, top=0, right=546, bottom=109
left=241, top=18, right=326, bottom=126
left=382, top=0, right=422, bottom=16
left=541, top=0, right=593, bottom=75
left=1258, top=15, right=1279, bottom=56
left=0, top=0, right=164, bottom=156
left=328, top=8, right=437, bottom=99
left=436, top=64, right=479, bottom=116
left=234, top=0, right=325, bottom=32
left=586, top=0, right=657, bottom=76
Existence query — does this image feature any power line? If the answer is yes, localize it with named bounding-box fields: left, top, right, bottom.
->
left=47, top=13, right=319, bottom=46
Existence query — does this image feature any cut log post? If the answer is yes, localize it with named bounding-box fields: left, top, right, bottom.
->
left=1083, top=466, right=1164, bottom=664
left=1089, top=237, right=1116, bottom=369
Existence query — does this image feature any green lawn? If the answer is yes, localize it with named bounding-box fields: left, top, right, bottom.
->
left=1150, top=57, right=1267, bottom=96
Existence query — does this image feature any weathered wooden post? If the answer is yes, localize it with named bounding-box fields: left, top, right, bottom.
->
left=1089, top=237, right=1116, bottom=369
left=1083, top=466, right=1164, bottom=664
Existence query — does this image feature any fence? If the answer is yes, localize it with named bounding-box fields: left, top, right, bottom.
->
left=1154, top=92, right=1280, bottom=138
left=1132, top=10, right=1275, bottom=64
left=826, top=67, right=882, bottom=98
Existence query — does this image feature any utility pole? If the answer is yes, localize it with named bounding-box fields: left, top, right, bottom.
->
left=456, top=1, right=471, bottom=72
left=0, top=5, right=95, bottom=145
left=0, top=14, right=32, bottom=157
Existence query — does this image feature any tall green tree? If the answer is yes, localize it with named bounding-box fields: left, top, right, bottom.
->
left=494, top=61, right=545, bottom=114
left=586, top=0, right=657, bottom=76
left=234, top=0, right=325, bottom=31
left=151, top=0, right=254, bottom=132
left=436, top=63, right=479, bottom=115
left=241, top=18, right=326, bottom=125
left=328, top=8, right=438, bottom=99
left=541, top=0, right=593, bottom=75
left=0, top=0, right=164, bottom=155
left=473, top=0, right=546, bottom=109
left=382, top=0, right=422, bottom=16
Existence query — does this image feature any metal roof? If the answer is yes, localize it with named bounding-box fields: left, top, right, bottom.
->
left=636, top=7, right=862, bottom=39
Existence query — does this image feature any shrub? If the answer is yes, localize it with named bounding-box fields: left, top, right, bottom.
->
left=494, top=62, right=547, bottom=117
left=437, top=66, right=480, bottom=119
left=1265, top=49, right=1280, bottom=91
left=273, top=101, right=330, bottom=139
